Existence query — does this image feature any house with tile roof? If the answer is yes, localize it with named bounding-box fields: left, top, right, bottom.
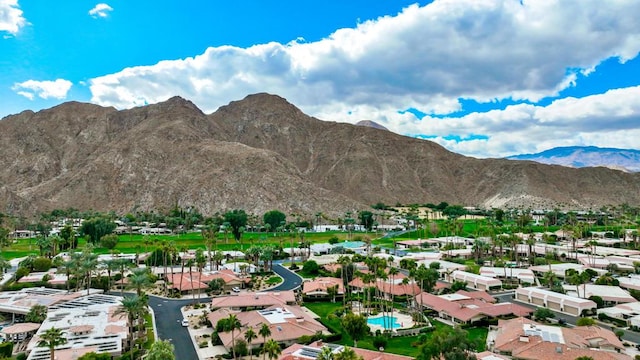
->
left=491, top=317, right=630, bottom=360
left=166, top=269, right=250, bottom=295
left=280, top=340, right=414, bottom=360
left=302, top=277, right=344, bottom=300
left=210, top=291, right=296, bottom=310
left=209, top=305, right=328, bottom=351
left=414, top=290, right=532, bottom=325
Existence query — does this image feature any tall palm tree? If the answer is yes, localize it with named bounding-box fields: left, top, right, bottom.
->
left=388, top=267, right=399, bottom=330
left=196, top=249, right=206, bottom=301
left=129, top=267, right=151, bottom=296
left=38, top=327, right=67, bottom=360
left=179, top=246, right=188, bottom=296
left=115, top=294, right=147, bottom=359
left=244, top=327, right=257, bottom=360
left=259, top=323, right=271, bottom=360
left=262, top=339, right=281, bottom=360
left=225, top=314, right=242, bottom=359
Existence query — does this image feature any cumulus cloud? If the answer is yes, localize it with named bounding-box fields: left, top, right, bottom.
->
left=12, top=79, right=73, bottom=100
left=89, top=3, right=113, bottom=18
left=0, top=0, right=26, bottom=35
left=87, top=0, right=640, bottom=158
left=397, top=86, right=640, bottom=158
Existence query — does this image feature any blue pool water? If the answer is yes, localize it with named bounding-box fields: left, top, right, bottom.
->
left=341, top=241, right=365, bottom=249
left=367, top=316, right=402, bottom=329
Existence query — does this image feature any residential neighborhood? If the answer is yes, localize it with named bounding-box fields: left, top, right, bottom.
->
left=0, top=205, right=639, bottom=360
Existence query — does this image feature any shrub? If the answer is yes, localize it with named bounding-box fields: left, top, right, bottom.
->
left=15, top=266, right=30, bottom=280
left=0, top=342, right=12, bottom=358
left=100, top=234, right=119, bottom=250
left=16, top=353, right=27, bottom=360
left=302, top=260, right=320, bottom=276
left=32, top=257, right=52, bottom=272
left=372, top=336, right=388, bottom=349
left=233, top=339, right=248, bottom=357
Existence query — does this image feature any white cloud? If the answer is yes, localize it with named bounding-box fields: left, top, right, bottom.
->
left=89, top=3, right=113, bottom=18
left=0, top=0, right=26, bottom=35
left=87, top=0, right=640, bottom=158
left=12, top=79, right=73, bottom=100
left=390, top=86, right=640, bottom=158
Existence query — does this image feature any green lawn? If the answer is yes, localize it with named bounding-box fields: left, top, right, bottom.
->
left=303, top=302, right=488, bottom=358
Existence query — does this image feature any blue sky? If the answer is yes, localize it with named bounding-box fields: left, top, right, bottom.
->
left=1, top=0, right=640, bottom=159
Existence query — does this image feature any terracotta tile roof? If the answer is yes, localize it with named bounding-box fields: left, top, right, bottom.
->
left=280, top=341, right=414, bottom=360
left=210, top=291, right=296, bottom=309
left=349, top=278, right=421, bottom=297
left=416, top=291, right=531, bottom=322
left=494, top=317, right=631, bottom=360
left=215, top=305, right=327, bottom=349
left=302, top=277, right=344, bottom=295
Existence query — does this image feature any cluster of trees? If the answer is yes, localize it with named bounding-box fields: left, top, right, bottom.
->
left=216, top=315, right=282, bottom=360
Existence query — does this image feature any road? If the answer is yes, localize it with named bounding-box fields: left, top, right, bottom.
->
left=150, top=263, right=301, bottom=359
left=148, top=295, right=210, bottom=360
left=494, top=291, right=640, bottom=344
left=269, top=264, right=303, bottom=291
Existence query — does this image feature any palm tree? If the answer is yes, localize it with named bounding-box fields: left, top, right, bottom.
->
left=225, top=314, right=242, bottom=359
left=115, top=294, right=148, bottom=359
left=317, top=346, right=334, bottom=360
left=147, top=339, right=175, bottom=360
left=334, top=347, right=362, bottom=360
left=244, top=327, right=257, bottom=360
left=259, top=323, right=271, bottom=360
left=196, top=249, right=206, bottom=301
left=179, top=246, right=188, bottom=296
left=38, top=327, right=67, bottom=360
left=129, top=267, right=151, bottom=296
left=262, top=338, right=281, bottom=360
left=388, top=267, right=399, bottom=330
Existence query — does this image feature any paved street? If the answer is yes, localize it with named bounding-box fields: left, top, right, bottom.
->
left=150, top=263, right=301, bottom=359
left=269, top=264, right=303, bottom=291
left=148, top=295, right=210, bottom=360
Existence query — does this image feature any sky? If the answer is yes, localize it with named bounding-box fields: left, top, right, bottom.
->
left=1, top=0, right=640, bottom=159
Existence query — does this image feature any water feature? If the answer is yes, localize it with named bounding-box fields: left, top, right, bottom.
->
left=367, top=315, right=402, bottom=329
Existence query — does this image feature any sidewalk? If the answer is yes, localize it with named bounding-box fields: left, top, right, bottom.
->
left=181, top=305, right=227, bottom=360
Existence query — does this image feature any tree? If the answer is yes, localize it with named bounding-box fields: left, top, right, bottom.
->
left=26, top=304, right=47, bottom=323
left=146, top=339, right=176, bottom=360
left=341, top=313, right=369, bottom=348
left=38, top=327, right=67, bottom=360
left=79, top=217, right=116, bottom=244
left=259, top=323, right=271, bottom=360
left=100, top=234, right=119, bottom=250
left=302, top=260, right=320, bottom=276
left=225, top=210, right=248, bottom=242
left=263, top=210, right=286, bottom=232
left=115, top=294, right=149, bottom=359
left=262, top=338, right=282, bottom=360
left=417, top=326, right=475, bottom=360
left=244, top=326, right=257, bottom=360
left=534, top=307, right=555, bottom=322
left=224, top=314, right=242, bottom=359
left=576, top=317, right=596, bottom=326
left=0, top=227, right=10, bottom=254
left=128, top=267, right=152, bottom=296
left=358, top=211, right=374, bottom=231
left=335, top=347, right=364, bottom=360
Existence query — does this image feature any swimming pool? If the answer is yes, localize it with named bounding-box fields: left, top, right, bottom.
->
left=367, top=315, right=402, bottom=329
left=341, top=241, right=365, bottom=249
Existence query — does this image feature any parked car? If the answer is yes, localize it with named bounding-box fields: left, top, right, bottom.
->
left=181, top=319, right=189, bottom=327
left=232, top=287, right=241, bottom=293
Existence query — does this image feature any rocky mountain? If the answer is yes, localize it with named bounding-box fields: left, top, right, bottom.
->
left=355, top=120, right=389, bottom=131
left=507, top=146, right=640, bottom=172
left=1, top=93, right=640, bottom=217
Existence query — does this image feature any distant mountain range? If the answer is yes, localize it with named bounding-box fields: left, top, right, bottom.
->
left=1, top=93, right=640, bottom=217
left=355, top=120, right=389, bottom=131
left=507, top=146, right=640, bottom=172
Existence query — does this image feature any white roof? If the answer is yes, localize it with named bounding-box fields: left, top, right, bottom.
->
left=26, top=294, right=127, bottom=360
left=258, top=307, right=297, bottom=324
left=523, top=323, right=564, bottom=344
left=562, top=284, right=636, bottom=303
left=480, top=267, right=535, bottom=282
left=450, top=271, right=502, bottom=287
left=516, top=287, right=597, bottom=308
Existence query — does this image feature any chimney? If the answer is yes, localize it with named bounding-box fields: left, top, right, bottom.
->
left=555, top=346, right=562, bottom=354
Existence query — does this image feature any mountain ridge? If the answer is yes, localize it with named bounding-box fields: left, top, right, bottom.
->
left=1, top=93, right=639, bottom=217
left=507, top=146, right=640, bottom=172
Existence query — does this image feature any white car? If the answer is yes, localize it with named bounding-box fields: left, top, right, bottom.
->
left=232, top=287, right=241, bottom=293
left=181, top=319, right=189, bottom=327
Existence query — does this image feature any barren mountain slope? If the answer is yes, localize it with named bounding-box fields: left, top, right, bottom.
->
left=209, top=93, right=640, bottom=208
left=1, top=93, right=639, bottom=217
